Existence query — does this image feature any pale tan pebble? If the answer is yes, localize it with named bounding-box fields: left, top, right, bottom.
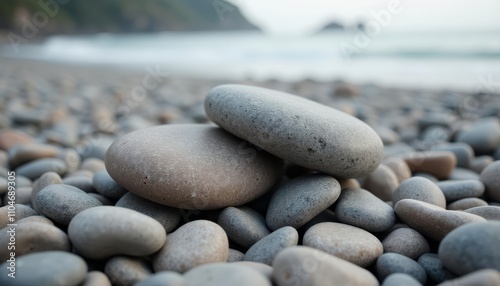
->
left=81, top=271, right=112, bottom=286
left=362, top=164, right=399, bottom=201
left=400, top=151, right=456, bottom=180
left=104, top=256, right=152, bottom=286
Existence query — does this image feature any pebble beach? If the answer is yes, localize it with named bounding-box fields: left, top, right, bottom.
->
left=0, top=56, right=500, bottom=286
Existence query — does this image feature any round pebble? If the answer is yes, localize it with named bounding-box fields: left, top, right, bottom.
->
left=436, top=180, right=485, bottom=202
left=432, top=142, right=474, bottom=169
left=184, top=263, right=271, bottom=286
left=273, top=246, right=379, bottom=286
left=382, top=227, right=429, bottom=260
left=464, top=206, right=500, bottom=220
left=15, top=158, right=67, bottom=180
left=383, top=157, right=412, bottom=183
left=153, top=220, right=228, bottom=273
left=34, top=184, right=103, bottom=225
left=480, top=161, right=500, bottom=201
left=362, top=164, right=399, bottom=201
left=105, top=124, right=284, bottom=210
left=266, top=174, right=340, bottom=230
left=438, top=221, right=500, bottom=275
left=105, top=256, right=152, bottom=286
left=456, top=117, right=500, bottom=154
left=81, top=271, right=112, bottom=286
left=116, top=192, right=181, bottom=232
left=0, top=204, right=37, bottom=229
left=233, top=261, right=273, bottom=280
left=0, top=251, right=87, bottom=286
left=382, top=273, right=423, bottom=286
left=88, top=193, right=113, bottom=205
left=62, top=176, right=94, bottom=193
left=227, top=248, right=244, bottom=262
left=135, top=272, right=186, bottom=286
left=303, top=222, right=383, bottom=267
left=31, top=171, right=62, bottom=212
left=335, top=187, right=395, bottom=232
left=0, top=222, right=71, bottom=261
left=16, top=215, right=54, bottom=225
left=393, top=177, right=446, bottom=208
left=205, top=84, right=384, bottom=178
left=471, top=155, right=494, bottom=173
left=243, top=226, right=298, bottom=265
left=80, top=158, right=106, bottom=173
left=0, top=129, right=33, bottom=151
left=93, top=170, right=127, bottom=199
left=449, top=167, right=480, bottom=180
left=218, top=206, right=270, bottom=248
left=377, top=252, right=427, bottom=283
left=417, top=253, right=456, bottom=284
left=447, top=197, right=488, bottom=210
left=8, top=144, right=59, bottom=168
left=401, top=151, right=456, bottom=180
left=68, top=206, right=166, bottom=259
left=394, top=199, right=486, bottom=240
left=437, top=269, right=500, bottom=286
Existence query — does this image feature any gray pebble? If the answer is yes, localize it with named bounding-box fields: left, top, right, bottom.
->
left=88, top=193, right=114, bottom=205
left=437, top=269, right=500, bottom=286
left=377, top=252, right=427, bottom=284
left=382, top=228, right=429, bottom=260
left=266, top=174, right=340, bottom=230
left=393, top=177, right=446, bottom=208
left=184, top=263, right=271, bottom=286
left=437, top=180, right=485, bottom=202
left=31, top=171, right=62, bottom=212
left=233, top=261, right=273, bottom=280
left=116, top=192, right=181, bottom=232
left=480, top=161, right=500, bottom=202
left=227, top=248, right=244, bottom=262
left=449, top=167, right=480, bottom=180
left=34, top=184, right=103, bottom=225
left=218, top=206, right=270, bottom=249
left=464, top=206, right=500, bottom=220
left=62, top=176, right=95, bottom=193
left=93, top=170, right=127, bottom=199
left=417, top=253, right=456, bottom=284
left=135, top=272, right=186, bottom=286
left=0, top=251, right=87, bottom=286
left=456, top=117, right=500, bottom=154
left=447, top=198, right=488, bottom=210
left=382, top=273, right=423, bottom=286
left=335, top=188, right=395, bottom=232
left=105, top=256, right=152, bottom=286
left=438, top=221, right=500, bottom=275
left=69, top=206, right=166, bottom=259
left=471, top=155, right=494, bottom=174
left=382, top=157, right=413, bottom=183
left=0, top=204, right=37, bottom=228
left=15, top=158, right=67, bottom=180
left=244, top=226, right=298, bottom=265
left=432, top=142, right=474, bottom=169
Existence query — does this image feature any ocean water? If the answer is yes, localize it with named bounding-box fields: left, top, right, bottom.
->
left=3, top=30, right=500, bottom=90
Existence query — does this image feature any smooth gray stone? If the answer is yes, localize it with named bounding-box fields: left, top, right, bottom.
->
left=464, top=206, right=500, bottom=220
left=135, top=272, right=186, bottom=286
left=335, top=188, right=395, bottom=232
left=93, top=170, right=127, bottom=199
left=69, top=206, right=166, bottom=260
left=447, top=198, right=488, bottom=210
left=62, top=176, right=95, bottom=193
left=0, top=204, right=37, bottom=229
left=432, top=142, right=474, bottom=168
left=184, top=263, right=271, bottom=286
left=15, top=158, right=67, bottom=180
left=456, top=117, right=500, bottom=153
left=438, top=221, right=500, bottom=275
left=88, top=193, right=113, bottom=205
left=377, top=253, right=427, bottom=284
left=480, top=161, right=500, bottom=201
left=227, top=248, right=245, bottom=262
left=266, top=174, right=340, bottom=230
left=417, top=253, right=456, bottom=284
left=34, top=184, right=103, bottom=225
left=104, top=256, right=152, bottom=286
left=471, top=155, right=494, bottom=173
left=437, top=269, right=500, bottom=286
left=233, top=261, right=273, bottom=280
left=116, top=192, right=181, bottom=232
left=449, top=168, right=479, bottom=180
left=205, top=84, right=384, bottom=178
left=382, top=273, right=423, bottom=286
left=437, top=180, right=485, bottom=202
left=105, top=124, right=284, bottom=210
left=31, top=171, right=62, bottom=212
left=244, top=226, right=298, bottom=265
left=0, top=251, right=87, bottom=286
left=393, top=177, right=446, bottom=208
left=362, top=164, right=399, bottom=201
left=218, top=206, right=270, bottom=249
left=382, top=228, right=429, bottom=260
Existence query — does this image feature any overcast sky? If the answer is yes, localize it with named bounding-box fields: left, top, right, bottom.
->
left=230, top=0, right=500, bottom=36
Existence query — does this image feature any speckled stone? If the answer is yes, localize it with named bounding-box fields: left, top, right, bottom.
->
left=266, top=174, right=340, bottom=230
left=135, top=272, right=186, bottom=286
left=105, top=124, right=284, bottom=210
left=69, top=206, right=166, bottom=259
left=34, top=184, right=103, bottom=225
left=393, top=177, right=446, bottom=208
left=0, top=222, right=71, bottom=261
left=436, top=180, right=485, bottom=202
left=456, top=117, right=500, bottom=154
left=205, top=84, right=384, bottom=178
left=417, top=253, right=456, bottom=284
left=394, top=199, right=486, bottom=241
left=0, top=204, right=37, bottom=229
left=432, top=142, right=474, bottom=169
left=16, top=215, right=54, bottom=225
left=244, top=226, right=298, bottom=265
left=105, top=256, right=152, bottom=286
left=31, top=172, right=62, bottom=212
left=303, top=222, right=383, bottom=267
left=480, top=161, right=500, bottom=201
left=116, top=192, right=181, bottom=232
left=437, top=269, right=500, bottom=286
left=81, top=271, right=112, bottom=286
left=15, top=158, right=67, bottom=180
left=362, top=164, right=400, bottom=201
left=153, top=220, right=228, bottom=273
left=184, top=263, right=271, bottom=286
left=377, top=253, right=427, bottom=284
left=401, top=151, right=456, bottom=180
left=382, top=228, right=429, bottom=260
left=227, top=249, right=245, bottom=262
left=438, top=221, right=500, bottom=275
left=335, top=188, right=395, bottom=232
left=382, top=273, right=423, bottom=286
left=93, top=170, right=127, bottom=199
left=273, top=246, right=379, bottom=286
left=464, top=206, right=500, bottom=220
left=218, top=206, right=270, bottom=248
left=447, top=198, right=488, bottom=210
left=0, top=251, right=87, bottom=286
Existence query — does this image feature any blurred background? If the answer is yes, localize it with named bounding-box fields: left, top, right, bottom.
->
left=1, top=0, right=499, bottom=89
